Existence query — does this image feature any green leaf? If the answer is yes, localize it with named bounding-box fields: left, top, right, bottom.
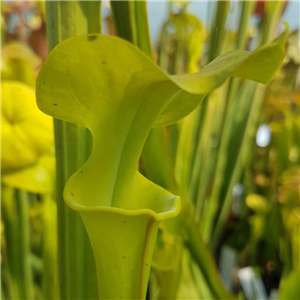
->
left=80, top=209, right=160, bottom=299
left=36, top=29, right=288, bottom=211
left=36, top=26, right=288, bottom=299
left=37, top=25, right=288, bottom=129
left=36, top=27, right=288, bottom=156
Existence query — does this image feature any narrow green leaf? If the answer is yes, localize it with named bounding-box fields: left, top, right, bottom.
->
left=110, top=1, right=136, bottom=44
left=134, top=1, right=153, bottom=58
left=45, top=2, right=101, bottom=299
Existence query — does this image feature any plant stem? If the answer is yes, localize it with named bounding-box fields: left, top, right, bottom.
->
left=41, top=196, right=58, bottom=299
left=45, top=2, right=101, bottom=299
left=202, top=81, right=256, bottom=243
left=1, top=186, right=20, bottom=300
left=184, top=216, right=235, bottom=300
left=191, top=0, right=255, bottom=221
left=207, top=1, right=230, bottom=61
left=110, top=1, right=136, bottom=44
left=45, top=1, right=60, bottom=49
left=15, top=189, right=35, bottom=300
left=208, top=1, right=286, bottom=250
left=1, top=187, right=35, bottom=300
left=189, top=1, right=230, bottom=206
left=134, top=1, right=153, bottom=59
left=236, top=1, right=255, bottom=49
left=212, top=85, right=265, bottom=250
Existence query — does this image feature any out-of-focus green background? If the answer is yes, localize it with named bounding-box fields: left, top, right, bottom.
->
left=1, top=1, right=299, bottom=300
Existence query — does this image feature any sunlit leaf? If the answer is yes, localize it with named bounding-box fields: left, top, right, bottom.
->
left=36, top=26, right=288, bottom=299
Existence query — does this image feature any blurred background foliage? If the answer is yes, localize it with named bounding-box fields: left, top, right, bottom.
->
left=1, top=1, right=299, bottom=300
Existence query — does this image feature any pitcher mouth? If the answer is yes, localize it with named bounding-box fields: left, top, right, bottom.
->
left=64, top=191, right=181, bottom=221
left=63, top=171, right=181, bottom=222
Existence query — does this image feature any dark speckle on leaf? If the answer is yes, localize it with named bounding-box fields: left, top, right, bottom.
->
left=53, top=103, right=57, bottom=106
left=80, top=171, right=83, bottom=174
left=122, top=256, right=126, bottom=259
left=102, top=61, right=106, bottom=65
left=88, top=35, right=98, bottom=41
